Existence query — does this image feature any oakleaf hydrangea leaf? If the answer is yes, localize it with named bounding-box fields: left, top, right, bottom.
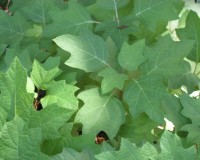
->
left=180, top=95, right=200, bottom=145
left=96, top=131, right=196, bottom=160
left=98, top=68, right=128, bottom=94
left=21, top=0, right=53, bottom=25
left=0, top=117, right=49, bottom=160
left=134, top=0, right=183, bottom=32
left=0, top=12, right=30, bottom=44
left=96, top=0, right=129, bottom=10
left=118, top=39, right=146, bottom=71
left=0, top=58, right=33, bottom=128
left=53, top=31, right=111, bottom=72
left=124, top=77, right=167, bottom=123
left=28, top=105, right=76, bottom=140
left=50, top=148, right=90, bottom=160
left=140, top=35, right=194, bottom=79
left=31, top=60, right=61, bottom=89
left=177, top=11, right=200, bottom=62
left=41, top=80, right=79, bottom=110
left=44, top=1, right=93, bottom=38
left=75, top=88, right=125, bottom=138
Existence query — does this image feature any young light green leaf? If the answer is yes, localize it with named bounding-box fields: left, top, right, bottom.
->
left=44, top=1, right=93, bottom=38
left=31, top=60, right=61, bottom=89
left=118, top=39, right=146, bottom=71
left=41, top=80, right=79, bottom=110
left=75, top=88, right=125, bottom=138
left=0, top=58, right=33, bottom=127
left=124, top=77, right=167, bottom=123
left=98, top=68, right=128, bottom=94
left=177, top=11, right=200, bottom=62
left=0, top=117, right=49, bottom=160
left=53, top=31, right=111, bottom=72
left=134, top=0, right=183, bottom=32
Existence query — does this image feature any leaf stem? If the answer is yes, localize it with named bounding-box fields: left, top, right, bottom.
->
left=113, top=0, right=120, bottom=27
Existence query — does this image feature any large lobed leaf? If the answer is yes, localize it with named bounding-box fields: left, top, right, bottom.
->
left=0, top=58, right=33, bottom=127
left=53, top=31, right=111, bottom=72
left=95, top=131, right=196, bottom=160
left=75, top=88, right=125, bottom=138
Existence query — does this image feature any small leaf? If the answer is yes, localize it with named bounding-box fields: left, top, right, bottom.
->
left=31, top=60, right=61, bottom=89
left=41, top=80, right=79, bottom=110
left=98, top=68, right=128, bottom=94
left=26, top=24, right=43, bottom=38
left=118, top=39, right=146, bottom=71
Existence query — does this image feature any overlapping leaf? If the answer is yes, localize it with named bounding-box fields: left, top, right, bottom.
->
left=118, top=39, right=146, bottom=71
left=0, top=58, right=33, bottom=128
left=31, top=60, right=61, bottom=89
left=98, top=68, right=128, bottom=94
left=41, top=80, right=79, bottom=110
left=177, top=11, right=200, bottom=62
left=180, top=94, right=200, bottom=145
left=43, top=1, right=93, bottom=38
left=21, top=0, right=53, bottom=25
left=0, top=12, right=30, bottom=44
left=124, top=77, right=167, bottom=123
left=53, top=31, right=111, bottom=72
left=75, top=88, right=125, bottom=138
left=140, top=35, right=194, bottom=79
left=0, top=117, right=49, bottom=160
left=134, top=0, right=183, bottom=32
left=96, top=131, right=196, bottom=160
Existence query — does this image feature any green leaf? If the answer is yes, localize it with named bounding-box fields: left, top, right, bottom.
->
left=31, top=60, right=61, bottom=89
left=140, top=35, right=195, bottom=79
left=43, top=1, right=93, bottom=38
left=157, top=131, right=196, bottom=159
left=0, top=58, right=33, bottom=127
left=118, top=39, right=146, bottom=71
left=134, top=0, right=183, bottom=32
left=95, top=138, right=158, bottom=160
left=98, top=68, right=128, bottom=94
left=96, top=0, right=129, bottom=10
left=180, top=95, right=200, bottom=145
left=26, top=24, right=43, bottom=38
left=124, top=77, right=167, bottom=123
left=162, top=95, right=188, bottom=131
left=177, top=11, right=200, bottom=62
left=28, top=105, right=76, bottom=140
left=0, top=117, right=49, bottom=160
left=0, top=44, right=6, bottom=57
left=0, top=12, right=30, bottom=44
left=50, top=148, right=91, bottom=160
left=41, top=80, right=79, bottom=110
left=75, top=88, right=125, bottom=138
left=21, top=0, right=53, bottom=25
left=53, top=31, right=111, bottom=72
left=96, top=131, right=196, bottom=160
left=118, top=113, right=158, bottom=145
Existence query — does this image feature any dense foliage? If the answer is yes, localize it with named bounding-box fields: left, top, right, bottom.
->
left=0, top=0, right=200, bottom=159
